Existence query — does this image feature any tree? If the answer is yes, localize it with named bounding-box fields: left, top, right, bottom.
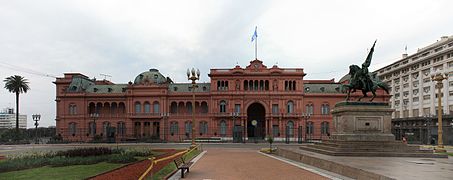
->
left=267, top=135, right=274, bottom=153
left=4, top=75, right=30, bottom=132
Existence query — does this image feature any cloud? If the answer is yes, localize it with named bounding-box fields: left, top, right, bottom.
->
left=0, top=0, right=452, bottom=127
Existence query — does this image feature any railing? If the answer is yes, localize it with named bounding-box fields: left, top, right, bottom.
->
left=130, top=112, right=162, bottom=118
left=138, top=144, right=202, bottom=180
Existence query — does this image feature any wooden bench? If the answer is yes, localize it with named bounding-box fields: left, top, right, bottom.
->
left=174, top=157, right=193, bottom=178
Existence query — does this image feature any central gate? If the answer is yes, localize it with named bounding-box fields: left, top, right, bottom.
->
left=247, top=103, right=266, bottom=141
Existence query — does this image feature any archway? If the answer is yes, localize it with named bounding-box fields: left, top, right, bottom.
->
left=247, top=103, right=266, bottom=139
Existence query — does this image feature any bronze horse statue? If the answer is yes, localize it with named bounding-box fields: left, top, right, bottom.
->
left=344, top=65, right=389, bottom=101
left=344, top=40, right=389, bottom=101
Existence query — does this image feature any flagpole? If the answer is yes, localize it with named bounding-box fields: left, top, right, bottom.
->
left=255, top=36, right=258, bottom=60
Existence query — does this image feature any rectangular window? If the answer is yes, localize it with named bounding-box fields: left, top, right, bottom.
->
left=272, top=104, right=279, bottom=115
left=403, top=110, right=409, bottom=118
left=412, top=109, right=419, bottom=117
left=423, top=95, right=431, bottom=100
left=413, top=97, right=419, bottom=102
left=423, top=108, right=430, bottom=115
left=435, top=106, right=444, bottom=116
left=273, top=125, right=279, bottom=137
left=394, top=111, right=400, bottom=118
left=234, top=104, right=241, bottom=114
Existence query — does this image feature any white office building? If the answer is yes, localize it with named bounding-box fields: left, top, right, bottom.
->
left=374, top=35, right=453, bottom=144
left=0, top=108, right=27, bottom=129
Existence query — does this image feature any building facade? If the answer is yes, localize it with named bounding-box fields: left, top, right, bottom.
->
left=0, top=108, right=27, bottom=129
left=375, top=35, right=453, bottom=145
left=55, top=60, right=387, bottom=142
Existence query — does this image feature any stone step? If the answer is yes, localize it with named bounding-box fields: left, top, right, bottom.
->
left=299, top=145, right=447, bottom=158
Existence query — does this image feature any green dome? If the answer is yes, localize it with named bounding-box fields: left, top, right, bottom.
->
left=134, top=69, right=167, bottom=85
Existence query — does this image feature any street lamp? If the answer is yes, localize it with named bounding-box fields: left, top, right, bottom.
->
left=394, top=124, right=401, bottom=140
left=301, top=112, right=311, bottom=143
left=90, top=113, right=99, bottom=140
left=431, top=73, right=447, bottom=153
left=187, top=68, right=200, bottom=148
left=32, top=114, right=41, bottom=144
left=423, top=114, right=432, bottom=145
left=231, top=112, right=241, bottom=143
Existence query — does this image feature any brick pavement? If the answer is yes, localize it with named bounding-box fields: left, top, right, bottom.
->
left=183, top=148, right=330, bottom=180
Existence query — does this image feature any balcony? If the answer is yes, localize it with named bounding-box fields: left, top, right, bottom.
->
left=129, top=112, right=163, bottom=118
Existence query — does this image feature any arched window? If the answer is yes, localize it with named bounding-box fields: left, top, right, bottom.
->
left=244, top=80, right=248, bottom=90
left=69, top=104, right=77, bottom=115
left=103, top=121, right=111, bottom=136
left=88, top=102, right=96, bottom=114
left=287, top=101, right=294, bottom=114
left=170, top=121, right=179, bottom=136
left=292, top=81, right=296, bottom=91
left=135, top=102, right=141, bottom=113
left=69, top=122, right=77, bottom=136
left=249, top=80, right=253, bottom=91
left=117, top=122, right=126, bottom=136
left=199, top=121, right=208, bottom=135
left=306, top=121, right=314, bottom=138
left=306, top=104, right=314, bottom=115
left=287, top=121, right=294, bottom=136
left=259, top=80, right=264, bottom=91
left=220, top=100, right=227, bottom=113
left=220, top=120, right=227, bottom=136
left=170, top=102, right=178, bottom=113
left=321, top=104, right=330, bottom=115
left=89, top=122, right=96, bottom=135
left=201, top=101, right=208, bottom=113
left=111, top=103, right=117, bottom=115
left=254, top=80, right=258, bottom=91
left=187, top=102, right=193, bottom=114
left=185, top=121, right=192, bottom=137
left=153, top=101, right=160, bottom=114
left=265, top=80, right=269, bottom=91
left=321, top=121, right=330, bottom=135
left=144, top=102, right=151, bottom=113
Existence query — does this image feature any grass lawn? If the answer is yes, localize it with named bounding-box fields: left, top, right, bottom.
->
left=0, top=162, right=124, bottom=180
left=151, top=149, right=201, bottom=180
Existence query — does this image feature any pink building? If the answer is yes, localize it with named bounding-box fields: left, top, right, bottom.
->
left=54, top=59, right=388, bottom=142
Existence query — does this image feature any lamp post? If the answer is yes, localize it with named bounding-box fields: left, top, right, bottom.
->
left=431, top=73, right=447, bottom=152
left=32, top=114, right=41, bottom=144
left=90, top=113, right=99, bottom=140
left=301, top=112, right=311, bottom=143
left=231, top=112, right=240, bottom=143
left=423, top=114, right=431, bottom=145
left=187, top=68, right=200, bottom=148
left=162, top=112, right=169, bottom=142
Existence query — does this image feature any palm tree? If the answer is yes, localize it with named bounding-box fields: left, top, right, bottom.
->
left=4, top=75, right=30, bottom=132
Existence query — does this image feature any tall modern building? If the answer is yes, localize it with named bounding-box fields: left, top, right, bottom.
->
left=54, top=59, right=387, bottom=142
left=375, top=35, right=453, bottom=144
left=0, top=108, right=27, bottom=129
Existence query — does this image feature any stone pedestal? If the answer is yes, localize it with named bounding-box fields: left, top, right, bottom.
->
left=331, top=101, right=394, bottom=142
left=299, top=101, right=447, bottom=158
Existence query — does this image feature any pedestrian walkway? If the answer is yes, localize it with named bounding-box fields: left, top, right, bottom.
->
left=181, top=148, right=331, bottom=180
left=281, top=147, right=453, bottom=180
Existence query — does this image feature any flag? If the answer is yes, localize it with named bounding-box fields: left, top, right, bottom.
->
left=405, top=45, right=407, bottom=52
left=251, top=26, right=258, bottom=42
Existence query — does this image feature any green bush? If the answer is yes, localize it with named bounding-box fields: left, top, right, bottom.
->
left=106, top=154, right=137, bottom=164
left=124, top=148, right=154, bottom=157
left=48, top=156, right=108, bottom=167
left=0, top=147, right=153, bottom=173
left=55, top=147, right=112, bottom=157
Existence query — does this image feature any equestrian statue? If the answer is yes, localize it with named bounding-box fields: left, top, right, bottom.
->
left=344, top=40, right=390, bottom=102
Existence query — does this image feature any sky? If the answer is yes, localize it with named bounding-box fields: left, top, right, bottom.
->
left=0, top=0, right=452, bottom=128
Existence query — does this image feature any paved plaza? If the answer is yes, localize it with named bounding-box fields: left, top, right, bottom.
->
left=1, top=143, right=452, bottom=179
left=178, top=148, right=334, bottom=180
